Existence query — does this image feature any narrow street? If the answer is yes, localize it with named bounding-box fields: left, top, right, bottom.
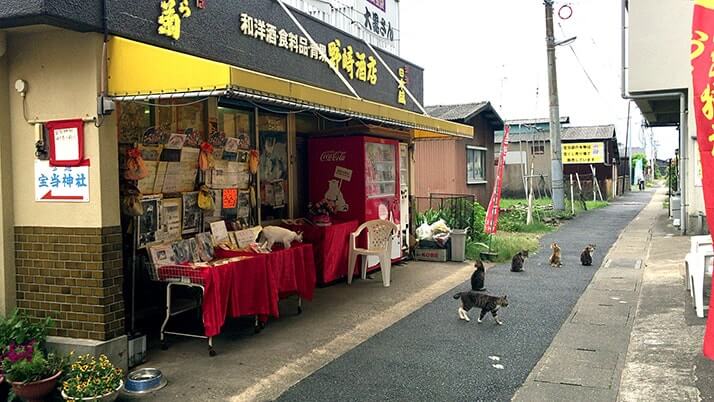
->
left=277, top=191, right=653, bottom=401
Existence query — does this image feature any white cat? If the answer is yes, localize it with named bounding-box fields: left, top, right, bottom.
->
left=260, top=226, right=303, bottom=251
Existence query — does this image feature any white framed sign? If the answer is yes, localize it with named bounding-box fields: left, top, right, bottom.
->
left=34, top=160, right=89, bottom=202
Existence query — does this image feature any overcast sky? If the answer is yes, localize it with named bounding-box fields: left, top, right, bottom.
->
left=399, top=0, right=677, bottom=159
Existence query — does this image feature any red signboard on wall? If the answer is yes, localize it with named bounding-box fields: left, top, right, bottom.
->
left=691, top=0, right=714, bottom=359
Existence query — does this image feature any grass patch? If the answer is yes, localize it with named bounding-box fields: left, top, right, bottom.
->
left=466, top=232, right=540, bottom=263
left=464, top=197, right=609, bottom=262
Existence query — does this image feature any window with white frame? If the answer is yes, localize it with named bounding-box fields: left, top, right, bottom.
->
left=466, top=146, right=487, bottom=184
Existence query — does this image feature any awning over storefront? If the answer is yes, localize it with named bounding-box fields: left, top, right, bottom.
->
left=107, top=37, right=472, bottom=139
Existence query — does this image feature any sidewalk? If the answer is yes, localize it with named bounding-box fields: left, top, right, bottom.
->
left=514, top=187, right=712, bottom=402
left=278, top=191, right=651, bottom=402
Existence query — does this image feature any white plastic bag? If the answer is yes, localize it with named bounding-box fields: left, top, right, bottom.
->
left=429, top=219, right=451, bottom=235
left=416, top=222, right=433, bottom=241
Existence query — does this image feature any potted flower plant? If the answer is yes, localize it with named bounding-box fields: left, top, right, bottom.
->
left=308, top=199, right=336, bottom=226
left=2, top=343, right=68, bottom=402
left=61, top=354, right=124, bottom=402
left=0, top=310, right=55, bottom=402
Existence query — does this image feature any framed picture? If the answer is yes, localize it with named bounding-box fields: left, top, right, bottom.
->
left=148, top=243, right=175, bottom=268
left=195, top=232, right=215, bottom=262
left=171, top=239, right=192, bottom=264
left=157, top=198, right=182, bottom=241
left=137, top=195, right=161, bottom=249
left=186, top=238, right=201, bottom=263
left=237, top=190, right=250, bottom=219
left=182, top=191, right=201, bottom=235
left=165, top=133, right=187, bottom=150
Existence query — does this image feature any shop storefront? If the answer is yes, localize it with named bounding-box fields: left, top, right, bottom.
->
left=0, top=0, right=471, bottom=368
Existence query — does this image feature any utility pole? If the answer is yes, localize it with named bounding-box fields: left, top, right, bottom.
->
left=545, top=0, right=565, bottom=210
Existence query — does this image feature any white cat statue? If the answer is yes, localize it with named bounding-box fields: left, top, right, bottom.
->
left=260, top=226, right=303, bottom=251
left=325, top=179, right=349, bottom=212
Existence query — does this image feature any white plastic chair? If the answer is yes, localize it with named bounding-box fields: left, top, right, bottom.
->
left=687, top=243, right=714, bottom=318
left=686, top=235, right=712, bottom=291
left=348, top=219, right=398, bottom=287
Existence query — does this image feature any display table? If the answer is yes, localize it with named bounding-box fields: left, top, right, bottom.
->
left=170, top=243, right=316, bottom=337
left=283, top=220, right=358, bottom=285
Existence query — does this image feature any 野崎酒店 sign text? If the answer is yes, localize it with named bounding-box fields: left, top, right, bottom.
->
left=107, top=0, right=422, bottom=111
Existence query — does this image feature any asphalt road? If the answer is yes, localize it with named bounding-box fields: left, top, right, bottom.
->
left=277, top=191, right=652, bottom=402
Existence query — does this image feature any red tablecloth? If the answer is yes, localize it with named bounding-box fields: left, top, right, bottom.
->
left=195, top=243, right=315, bottom=337
left=284, top=220, right=358, bottom=284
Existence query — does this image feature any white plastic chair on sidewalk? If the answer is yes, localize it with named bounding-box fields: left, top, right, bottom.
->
left=686, top=235, right=712, bottom=292
left=686, top=235, right=714, bottom=318
left=348, top=219, right=398, bottom=287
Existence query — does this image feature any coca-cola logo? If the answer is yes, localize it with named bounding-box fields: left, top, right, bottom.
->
left=320, top=151, right=346, bottom=162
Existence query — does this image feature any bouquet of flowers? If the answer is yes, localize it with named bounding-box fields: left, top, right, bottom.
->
left=307, top=199, right=336, bottom=217
left=61, top=354, right=124, bottom=400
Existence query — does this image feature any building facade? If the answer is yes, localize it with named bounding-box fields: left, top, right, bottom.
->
left=626, top=0, right=702, bottom=233
left=0, top=0, right=471, bottom=367
left=414, top=102, right=503, bottom=206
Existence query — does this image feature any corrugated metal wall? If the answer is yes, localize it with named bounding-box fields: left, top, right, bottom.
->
left=413, top=139, right=457, bottom=197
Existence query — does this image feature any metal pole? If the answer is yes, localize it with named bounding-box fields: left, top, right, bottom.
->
left=545, top=0, right=565, bottom=211
left=570, top=174, right=575, bottom=215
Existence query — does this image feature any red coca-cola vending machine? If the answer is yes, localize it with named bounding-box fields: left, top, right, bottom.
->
left=308, top=135, right=403, bottom=266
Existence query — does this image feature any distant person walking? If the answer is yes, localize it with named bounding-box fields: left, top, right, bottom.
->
left=638, top=179, right=645, bottom=191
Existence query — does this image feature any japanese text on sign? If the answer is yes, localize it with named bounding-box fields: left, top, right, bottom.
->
left=34, top=160, right=89, bottom=202
left=239, top=12, right=378, bottom=86
left=363, top=7, right=394, bottom=41
left=397, top=67, right=408, bottom=105
left=561, top=142, right=605, bottom=164
left=157, top=0, right=193, bottom=40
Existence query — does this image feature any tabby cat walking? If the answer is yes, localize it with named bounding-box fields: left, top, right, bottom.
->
left=453, top=291, right=509, bottom=324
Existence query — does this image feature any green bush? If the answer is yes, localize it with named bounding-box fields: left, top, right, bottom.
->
left=0, top=310, right=53, bottom=356
left=416, top=200, right=487, bottom=241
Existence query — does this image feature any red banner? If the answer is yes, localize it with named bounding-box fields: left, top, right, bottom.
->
left=691, top=0, right=714, bottom=359
left=484, top=125, right=509, bottom=235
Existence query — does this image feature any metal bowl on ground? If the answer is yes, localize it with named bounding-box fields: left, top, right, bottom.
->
left=122, top=368, right=167, bottom=396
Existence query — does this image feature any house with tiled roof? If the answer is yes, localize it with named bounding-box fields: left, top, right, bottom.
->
left=413, top=102, right=504, bottom=207
left=493, top=122, right=624, bottom=199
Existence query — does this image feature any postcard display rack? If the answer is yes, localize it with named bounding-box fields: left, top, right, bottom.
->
left=118, top=100, right=259, bottom=356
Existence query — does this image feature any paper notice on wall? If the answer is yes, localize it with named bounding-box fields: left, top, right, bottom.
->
left=153, top=162, right=169, bottom=193
left=34, top=160, right=89, bottom=202
left=212, top=160, right=240, bottom=189
left=223, top=188, right=238, bottom=209
left=138, top=161, right=158, bottom=194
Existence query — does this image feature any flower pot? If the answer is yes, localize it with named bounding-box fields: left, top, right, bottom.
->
left=313, top=214, right=331, bottom=226
left=61, top=380, right=123, bottom=402
left=9, top=370, right=62, bottom=402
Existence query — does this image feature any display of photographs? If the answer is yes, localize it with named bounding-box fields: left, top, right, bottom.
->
left=182, top=192, right=201, bottom=235
left=184, top=128, right=202, bottom=148
left=157, top=198, right=182, bottom=241
left=142, top=127, right=165, bottom=145
left=139, top=145, right=163, bottom=161
left=237, top=133, right=251, bottom=150
left=171, top=239, right=192, bottom=264
left=137, top=195, right=161, bottom=249
left=237, top=151, right=249, bottom=163
left=149, top=243, right=175, bottom=268
left=165, top=133, right=187, bottom=150
left=210, top=220, right=230, bottom=245
left=118, top=102, right=150, bottom=144
left=224, top=137, right=239, bottom=154
left=195, top=232, right=215, bottom=262
left=237, top=190, right=250, bottom=218
left=186, top=238, right=201, bottom=263
left=273, top=180, right=285, bottom=208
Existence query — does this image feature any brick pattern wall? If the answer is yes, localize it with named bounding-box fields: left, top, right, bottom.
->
left=14, top=227, right=124, bottom=341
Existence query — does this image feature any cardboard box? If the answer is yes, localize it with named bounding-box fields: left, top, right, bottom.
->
left=414, top=247, right=448, bottom=262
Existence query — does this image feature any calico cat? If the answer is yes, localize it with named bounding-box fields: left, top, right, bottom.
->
left=470, top=260, right=486, bottom=291
left=580, top=244, right=596, bottom=266
left=511, top=250, right=529, bottom=272
left=549, top=242, right=562, bottom=267
left=453, top=291, right=509, bottom=324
